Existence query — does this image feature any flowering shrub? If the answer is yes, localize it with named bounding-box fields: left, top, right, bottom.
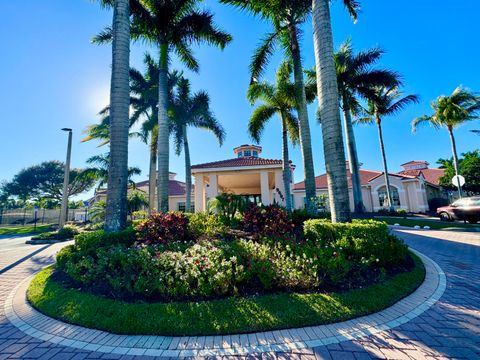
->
left=241, top=204, right=294, bottom=237
left=135, top=212, right=190, bottom=245
left=55, top=217, right=412, bottom=302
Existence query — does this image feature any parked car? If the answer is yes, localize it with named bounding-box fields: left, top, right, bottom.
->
left=436, top=196, right=480, bottom=224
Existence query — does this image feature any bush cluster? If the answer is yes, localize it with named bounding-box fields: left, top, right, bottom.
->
left=56, top=211, right=411, bottom=302
left=135, top=212, right=190, bottom=245
left=31, top=225, right=79, bottom=241
left=241, top=204, right=294, bottom=237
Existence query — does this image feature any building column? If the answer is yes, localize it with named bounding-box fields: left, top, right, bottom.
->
left=260, top=171, right=270, bottom=205
left=208, top=174, right=218, bottom=199
left=194, top=174, right=204, bottom=212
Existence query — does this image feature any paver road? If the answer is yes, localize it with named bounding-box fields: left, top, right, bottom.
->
left=0, top=228, right=478, bottom=359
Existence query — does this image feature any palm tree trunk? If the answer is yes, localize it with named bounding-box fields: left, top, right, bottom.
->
left=287, top=22, right=316, bottom=214
left=311, top=0, right=351, bottom=222
left=447, top=126, right=463, bottom=198
left=148, top=126, right=158, bottom=215
left=157, top=42, right=170, bottom=212
left=341, top=94, right=364, bottom=214
left=280, top=113, right=292, bottom=213
left=183, top=125, right=192, bottom=212
left=375, top=116, right=394, bottom=211
left=105, top=0, right=130, bottom=232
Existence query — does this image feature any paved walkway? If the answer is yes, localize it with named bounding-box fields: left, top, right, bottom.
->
left=0, top=230, right=479, bottom=359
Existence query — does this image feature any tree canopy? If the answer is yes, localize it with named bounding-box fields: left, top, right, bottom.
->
left=1, top=161, right=96, bottom=205
left=437, top=150, right=480, bottom=194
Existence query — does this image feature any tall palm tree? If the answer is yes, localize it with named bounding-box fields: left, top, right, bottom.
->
left=308, top=40, right=400, bottom=213
left=220, top=0, right=317, bottom=213
left=170, top=77, right=225, bottom=212
left=311, top=0, right=359, bottom=222
left=129, top=53, right=159, bottom=213
left=83, top=55, right=181, bottom=214
left=359, top=87, right=419, bottom=211
left=412, top=86, right=480, bottom=197
left=96, top=0, right=131, bottom=231
left=95, top=1, right=231, bottom=212
left=247, top=61, right=316, bottom=213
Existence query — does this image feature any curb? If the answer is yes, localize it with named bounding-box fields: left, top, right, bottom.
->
left=4, top=249, right=446, bottom=357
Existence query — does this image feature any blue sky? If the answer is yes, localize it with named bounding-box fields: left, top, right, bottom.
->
left=0, top=1, right=479, bottom=200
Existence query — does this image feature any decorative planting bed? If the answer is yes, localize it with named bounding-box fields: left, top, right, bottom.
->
left=27, top=206, right=425, bottom=336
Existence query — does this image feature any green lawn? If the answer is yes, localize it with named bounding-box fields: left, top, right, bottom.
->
left=376, top=217, right=478, bottom=230
left=0, top=224, right=54, bottom=236
left=28, top=253, right=424, bottom=337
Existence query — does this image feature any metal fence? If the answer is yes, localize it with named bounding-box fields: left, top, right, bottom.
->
left=0, top=208, right=89, bottom=226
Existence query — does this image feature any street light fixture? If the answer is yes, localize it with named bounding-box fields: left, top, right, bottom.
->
left=59, top=128, right=73, bottom=229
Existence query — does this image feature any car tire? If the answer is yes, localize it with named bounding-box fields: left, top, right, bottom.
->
left=439, top=212, right=452, bottom=222
left=467, top=218, right=478, bottom=224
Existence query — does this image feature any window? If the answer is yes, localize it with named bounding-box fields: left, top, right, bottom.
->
left=244, top=150, right=251, bottom=157
left=252, top=150, right=258, bottom=157
left=378, top=186, right=400, bottom=207
left=177, top=202, right=195, bottom=212
left=237, top=151, right=243, bottom=158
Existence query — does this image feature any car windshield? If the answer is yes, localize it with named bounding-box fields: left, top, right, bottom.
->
left=452, top=199, right=471, bottom=207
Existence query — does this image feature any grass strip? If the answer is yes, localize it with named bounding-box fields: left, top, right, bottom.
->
left=376, top=217, right=477, bottom=230
left=0, top=224, right=53, bottom=236
left=27, top=252, right=425, bottom=337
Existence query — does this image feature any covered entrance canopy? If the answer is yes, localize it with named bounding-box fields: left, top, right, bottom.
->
left=191, top=145, right=294, bottom=212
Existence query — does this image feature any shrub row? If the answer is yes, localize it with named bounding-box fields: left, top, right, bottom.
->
left=55, top=216, right=411, bottom=302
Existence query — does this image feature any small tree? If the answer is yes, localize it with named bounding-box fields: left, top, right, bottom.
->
left=437, top=150, right=480, bottom=195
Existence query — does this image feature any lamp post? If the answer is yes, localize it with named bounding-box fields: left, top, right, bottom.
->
left=59, top=128, right=72, bottom=229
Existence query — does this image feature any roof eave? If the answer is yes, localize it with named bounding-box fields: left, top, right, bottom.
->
left=191, top=163, right=283, bottom=173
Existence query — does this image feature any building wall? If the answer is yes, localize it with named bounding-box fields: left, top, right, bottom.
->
left=293, top=176, right=432, bottom=213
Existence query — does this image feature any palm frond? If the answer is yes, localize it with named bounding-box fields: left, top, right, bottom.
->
left=248, top=104, right=276, bottom=143
left=411, top=115, right=437, bottom=133
left=250, top=31, right=279, bottom=83
left=92, top=26, right=113, bottom=44
left=387, top=94, right=420, bottom=115
left=342, top=0, right=360, bottom=22
left=247, top=83, right=276, bottom=104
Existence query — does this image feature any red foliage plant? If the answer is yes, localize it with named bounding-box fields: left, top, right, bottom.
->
left=135, top=212, right=190, bottom=245
left=242, top=204, right=294, bottom=237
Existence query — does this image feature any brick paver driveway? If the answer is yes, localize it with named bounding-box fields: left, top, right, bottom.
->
left=0, top=229, right=479, bottom=359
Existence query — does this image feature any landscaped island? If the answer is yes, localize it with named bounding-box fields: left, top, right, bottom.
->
left=28, top=204, right=424, bottom=336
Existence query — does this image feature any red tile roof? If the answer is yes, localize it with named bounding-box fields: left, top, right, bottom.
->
left=191, top=157, right=283, bottom=170
left=397, top=168, right=445, bottom=186
left=400, top=160, right=429, bottom=166
left=135, top=180, right=193, bottom=196
left=294, top=169, right=382, bottom=190
left=294, top=167, right=446, bottom=191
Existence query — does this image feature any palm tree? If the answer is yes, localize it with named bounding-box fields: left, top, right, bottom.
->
left=247, top=61, right=316, bottom=213
left=83, top=55, right=181, bottom=214
left=220, top=0, right=317, bottom=213
left=311, top=0, right=359, bottom=222
left=307, top=40, right=400, bottom=213
left=96, top=0, right=131, bottom=231
left=83, top=153, right=141, bottom=189
left=95, top=1, right=231, bottom=212
left=412, top=86, right=480, bottom=198
left=170, top=77, right=225, bottom=212
left=359, top=87, right=419, bottom=211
